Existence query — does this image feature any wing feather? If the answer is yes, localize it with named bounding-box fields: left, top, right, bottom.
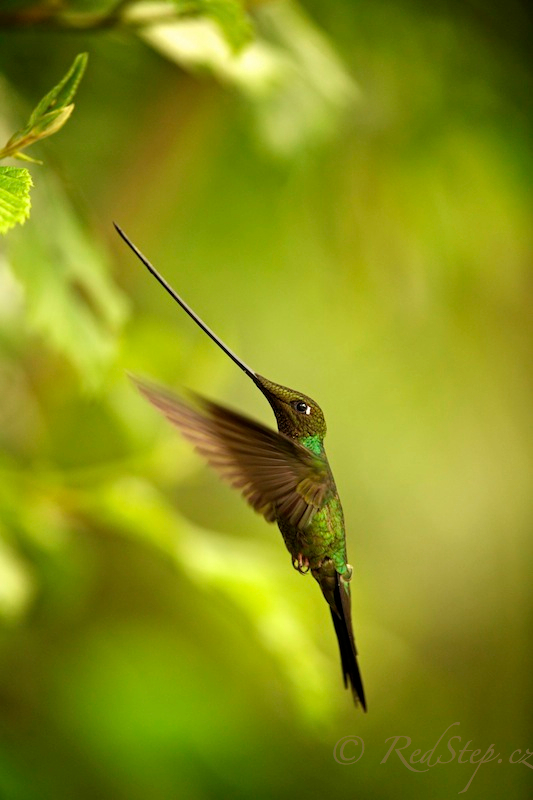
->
left=133, top=377, right=333, bottom=528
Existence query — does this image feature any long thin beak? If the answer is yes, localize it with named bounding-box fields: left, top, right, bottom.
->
left=114, top=223, right=257, bottom=381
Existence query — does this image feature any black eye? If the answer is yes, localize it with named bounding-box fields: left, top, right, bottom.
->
left=293, top=400, right=311, bottom=415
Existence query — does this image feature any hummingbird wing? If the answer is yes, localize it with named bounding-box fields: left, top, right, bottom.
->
left=133, top=377, right=334, bottom=529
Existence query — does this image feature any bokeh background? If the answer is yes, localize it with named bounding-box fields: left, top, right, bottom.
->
left=1, top=1, right=532, bottom=798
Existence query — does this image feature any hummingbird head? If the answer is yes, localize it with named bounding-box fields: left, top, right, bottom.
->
left=252, top=374, right=327, bottom=440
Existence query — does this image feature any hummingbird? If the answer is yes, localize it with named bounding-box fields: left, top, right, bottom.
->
left=115, top=224, right=366, bottom=710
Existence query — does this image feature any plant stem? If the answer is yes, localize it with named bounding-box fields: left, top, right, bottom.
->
left=0, top=2, right=182, bottom=32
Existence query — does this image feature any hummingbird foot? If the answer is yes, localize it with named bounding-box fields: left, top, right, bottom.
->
left=343, top=564, right=353, bottom=582
left=293, top=553, right=311, bottom=574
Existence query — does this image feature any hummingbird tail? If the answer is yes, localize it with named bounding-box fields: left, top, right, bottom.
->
left=329, top=572, right=367, bottom=711
left=313, top=560, right=366, bottom=710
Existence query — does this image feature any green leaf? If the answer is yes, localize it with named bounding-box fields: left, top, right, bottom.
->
left=28, top=52, right=88, bottom=127
left=174, top=0, right=252, bottom=51
left=244, top=3, right=359, bottom=157
left=0, top=166, right=32, bottom=234
left=141, top=3, right=356, bottom=157
left=130, top=0, right=252, bottom=52
left=0, top=53, right=88, bottom=161
left=31, top=105, right=74, bottom=138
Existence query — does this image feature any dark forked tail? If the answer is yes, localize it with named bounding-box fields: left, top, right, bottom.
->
left=330, top=572, right=366, bottom=711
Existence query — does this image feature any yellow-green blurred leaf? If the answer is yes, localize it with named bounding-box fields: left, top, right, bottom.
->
left=140, top=1, right=357, bottom=156
left=87, top=474, right=333, bottom=719
left=172, top=0, right=252, bottom=51
left=0, top=531, right=35, bottom=622
left=6, top=174, right=129, bottom=389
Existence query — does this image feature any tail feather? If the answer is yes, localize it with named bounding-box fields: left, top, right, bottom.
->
left=312, top=558, right=366, bottom=711
left=330, top=574, right=366, bottom=711
left=313, top=560, right=366, bottom=710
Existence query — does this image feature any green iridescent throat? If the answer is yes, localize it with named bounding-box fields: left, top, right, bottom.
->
left=300, top=434, right=324, bottom=456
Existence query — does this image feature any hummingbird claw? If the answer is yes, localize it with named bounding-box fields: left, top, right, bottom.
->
left=293, top=553, right=310, bottom=574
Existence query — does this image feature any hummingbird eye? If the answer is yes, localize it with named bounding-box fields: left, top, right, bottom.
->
left=293, top=400, right=311, bottom=415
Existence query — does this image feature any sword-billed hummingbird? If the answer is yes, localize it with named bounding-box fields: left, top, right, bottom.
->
left=115, top=224, right=366, bottom=710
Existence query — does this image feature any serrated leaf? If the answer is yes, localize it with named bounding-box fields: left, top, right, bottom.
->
left=0, top=166, right=32, bottom=235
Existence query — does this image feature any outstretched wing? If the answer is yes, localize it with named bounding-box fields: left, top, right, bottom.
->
left=133, top=377, right=334, bottom=529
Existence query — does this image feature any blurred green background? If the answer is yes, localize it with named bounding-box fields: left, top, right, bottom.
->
left=1, top=1, right=532, bottom=798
